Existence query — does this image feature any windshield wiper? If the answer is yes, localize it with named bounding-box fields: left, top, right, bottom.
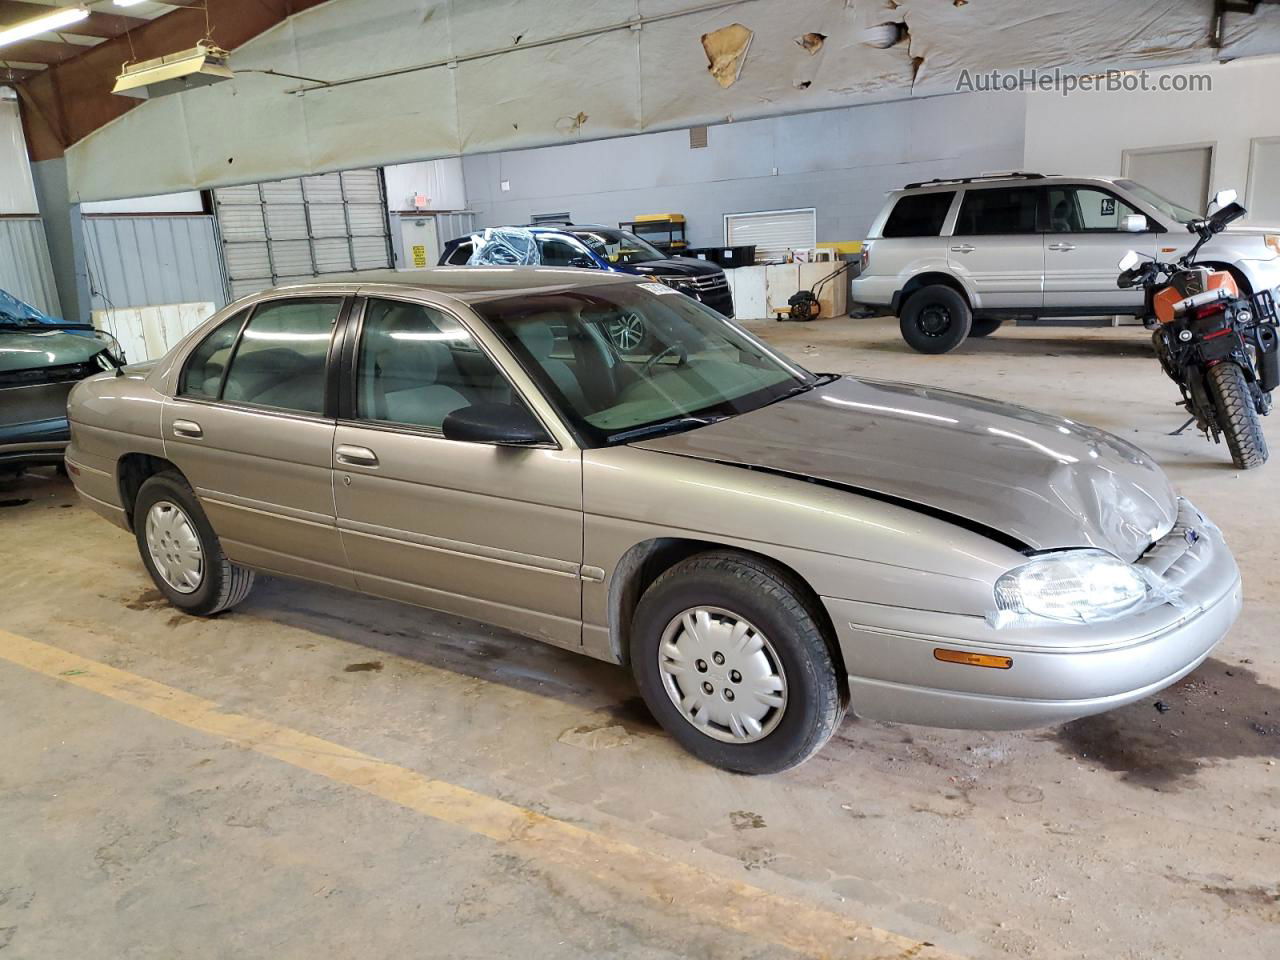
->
left=608, top=415, right=728, bottom=445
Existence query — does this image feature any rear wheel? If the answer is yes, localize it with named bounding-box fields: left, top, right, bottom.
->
left=969, top=317, right=1003, bottom=338
left=133, top=471, right=256, bottom=615
left=899, top=285, right=972, bottom=354
left=630, top=552, right=845, bottom=774
left=1206, top=362, right=1269, bottom=469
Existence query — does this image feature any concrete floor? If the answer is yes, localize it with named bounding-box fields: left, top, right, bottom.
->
left=2, top=316, right=1278, bottom=960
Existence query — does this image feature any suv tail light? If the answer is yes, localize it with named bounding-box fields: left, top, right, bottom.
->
left=860, top=242, right=871, bottom=271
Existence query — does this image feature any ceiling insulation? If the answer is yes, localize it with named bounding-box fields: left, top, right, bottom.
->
left=62, top=0, right=1280, bottom=202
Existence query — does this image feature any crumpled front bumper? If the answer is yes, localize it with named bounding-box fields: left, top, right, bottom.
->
left=823, top=499, right=1241, bottom=730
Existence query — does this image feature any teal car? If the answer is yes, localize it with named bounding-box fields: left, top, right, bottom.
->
left=1, top=294, right=123, bottom=467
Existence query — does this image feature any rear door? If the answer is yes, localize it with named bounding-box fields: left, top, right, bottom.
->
left=163, top=295, right=355, bottom=588
left=1042, top=184, right=1156, bottom=311
left=331, top=295, right=584, bottom=648
left=947, top=186, right=1045, bottom=310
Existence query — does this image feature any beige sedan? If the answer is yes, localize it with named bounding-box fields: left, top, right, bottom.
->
left=66, top=268, right=1240, bottom=773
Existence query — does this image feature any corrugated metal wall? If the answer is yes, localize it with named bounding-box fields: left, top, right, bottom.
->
left=82, top=216, right=228, bottom=314
left=0, top=217, right=61, bottom=317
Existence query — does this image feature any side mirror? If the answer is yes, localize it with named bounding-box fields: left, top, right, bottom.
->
left=442, top=402, right=552, bottom=446
left=1210, top=189, right=1238, bottom=212
left=568, top=256, right=597, bottom=269
left=1122, top=214, right=1149, bottom=233
left=1118, top=250, right=1142, bottom=271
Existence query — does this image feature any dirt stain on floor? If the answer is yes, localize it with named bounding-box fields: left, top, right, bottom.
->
left=1053, top=657, right=1280, bottom=789
left=602, top=695, right=662, bottom=733
left=344, top=660, right=384, bottom=673
left=125, top=589, right=166, bottom=611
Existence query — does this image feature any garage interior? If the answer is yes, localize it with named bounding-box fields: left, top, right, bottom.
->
left=3, top=2, right=1280, bottom=958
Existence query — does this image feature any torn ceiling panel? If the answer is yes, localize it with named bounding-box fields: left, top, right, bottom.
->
left=61, top=0, right=1280, bottom=202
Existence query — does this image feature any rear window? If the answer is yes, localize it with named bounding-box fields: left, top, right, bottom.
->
left=882, top=192, right=955, bottom=238
left=955, top=187, right=1041, bottom=235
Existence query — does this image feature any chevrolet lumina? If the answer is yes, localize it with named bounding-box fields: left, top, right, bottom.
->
left=64, top=268, right=1241, bottom=773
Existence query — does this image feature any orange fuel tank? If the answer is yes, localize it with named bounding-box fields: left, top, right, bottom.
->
left=1154, top=269, right=1239, bottom=324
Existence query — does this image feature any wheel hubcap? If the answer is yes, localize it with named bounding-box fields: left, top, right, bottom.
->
left=919, top=305, right=951, bottom=336
left=608, top=313, right=645, bottom=351
left=144, top=500, right=204, bottom=594
left=658, top=607, right=787, bottom=743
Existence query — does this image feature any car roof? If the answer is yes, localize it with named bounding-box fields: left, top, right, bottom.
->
left=897, top=173, right=1123, bottom=194
left=265, top=266, right=636, bottom=303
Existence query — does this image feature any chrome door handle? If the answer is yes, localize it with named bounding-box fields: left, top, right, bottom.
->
left=950, top=244, right=975, bottom=253
left=335, top=444, right=379, bottom=467
left=1048, top=242, right=1077, bottom=251
left=172, top=419, right=203, bottom=439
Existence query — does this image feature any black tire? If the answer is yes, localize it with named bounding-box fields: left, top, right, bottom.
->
left=630, top=551, right=845, bottom=774
left=1206, top=362, right=1269, bottom=469
left=969, top=317, right=1003, bottom=338
left=132, top=470, right=256, bottom=615
left=899, top=285, right=973, bottom=354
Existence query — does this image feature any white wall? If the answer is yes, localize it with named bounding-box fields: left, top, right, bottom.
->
left=82, top=192, right=205, bottom=215
left=383, top=159, right=466, bottom=213
left=1023, top=56, right=1280, bottom=228
left=463, top=91, right=1028, bottom=247
left=0, top=95, right=38, bottom=215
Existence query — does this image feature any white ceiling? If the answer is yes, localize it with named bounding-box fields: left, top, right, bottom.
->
left=64, top=0, right=1280, bottom=201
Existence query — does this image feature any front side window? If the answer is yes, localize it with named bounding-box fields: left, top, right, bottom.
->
left=179, top=310, right=248, bottom=399
left=882, top=192, right=956, bottom=238
left=220, top=298, right=341, bottom=414
left=1047, top=187, right=1141, bottom=232
left=955, top=187, right=1041, bottom=235
left=570, top=229, right=666, bottom=265
left=476, top=283, right=816, bottom=446
left=355, top=298, right=522, bottom=431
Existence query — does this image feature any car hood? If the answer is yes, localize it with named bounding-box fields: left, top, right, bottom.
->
left=633, top=376, right=1177, bottom=561
left=0, top=330, right=110, bottom=374
left=624, top=257, right=723, bottom=279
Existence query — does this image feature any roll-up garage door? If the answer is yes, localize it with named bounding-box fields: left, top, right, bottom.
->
left=214, top=169, right=393, bottom=300
left=723, top=208, right=817, bottom=263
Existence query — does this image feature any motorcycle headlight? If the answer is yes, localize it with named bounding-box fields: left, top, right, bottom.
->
left=993, top=549, right=1149, bottom=624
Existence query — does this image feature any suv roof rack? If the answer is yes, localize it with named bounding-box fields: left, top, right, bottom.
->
left=903, top=172, right=1046, bottom=189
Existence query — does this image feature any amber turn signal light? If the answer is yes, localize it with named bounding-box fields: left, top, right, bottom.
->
left=933, top=648, right=1012, bottom=669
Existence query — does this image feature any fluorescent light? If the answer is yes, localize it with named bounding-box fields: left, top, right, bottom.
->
left=113, top=0, right=146, bottom=6
left=0, top=7, right=88, bottom=49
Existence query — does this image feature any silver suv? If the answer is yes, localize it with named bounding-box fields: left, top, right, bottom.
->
left=851, top=172, right=1280, bottom=353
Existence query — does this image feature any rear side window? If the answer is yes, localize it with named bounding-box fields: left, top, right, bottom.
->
left=955, top=187, right=1041, bottom=235
left=179, top=310, right=247, bottom=399
left=882, top=192, right=955, bottom=238
left=220, top=298, right=342, bottom=414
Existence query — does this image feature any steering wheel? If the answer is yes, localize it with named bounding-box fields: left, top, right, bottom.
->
left=642, top=343, right=688, bottom=376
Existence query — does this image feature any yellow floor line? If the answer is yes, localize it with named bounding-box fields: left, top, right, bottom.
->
left=0, top=628, right=961, bottom=960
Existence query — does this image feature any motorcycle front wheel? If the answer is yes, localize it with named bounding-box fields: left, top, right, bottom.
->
left=1207, top=361, right=1269, bottom=469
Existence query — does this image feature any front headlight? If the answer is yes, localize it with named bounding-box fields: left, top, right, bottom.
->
left=994, top=549, right=1148, bottom=624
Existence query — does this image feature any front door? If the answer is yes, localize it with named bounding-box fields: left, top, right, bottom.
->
left=1042, top=184, right=1156, bottom=312
left=947, top=186, right=1045, bottom=310
left=332, top=296, right=584, bottom=649
left=163, top=296, right=354, bottom=588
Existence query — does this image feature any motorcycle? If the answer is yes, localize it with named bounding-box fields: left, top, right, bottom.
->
left=1118, top=189, right=1280, bottom=469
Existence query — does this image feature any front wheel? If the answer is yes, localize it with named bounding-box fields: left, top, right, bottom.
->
left=133, top=471, right=256, bottom=615
left=1206, top=362, right=1269, bottom=469
left=899, top=285, right=972, bottom=354
left=630, top=552, right=845, bottom=774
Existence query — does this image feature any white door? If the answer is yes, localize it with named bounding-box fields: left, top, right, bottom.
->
left=1122, top=145, right=1213, bottom=218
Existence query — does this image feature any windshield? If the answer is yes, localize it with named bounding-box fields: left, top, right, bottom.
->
left=475, top=282, right=816, bottom=446
left=570, top=229, right=666, bottom=265
left=1115, top=180, right=1200, bottom=223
